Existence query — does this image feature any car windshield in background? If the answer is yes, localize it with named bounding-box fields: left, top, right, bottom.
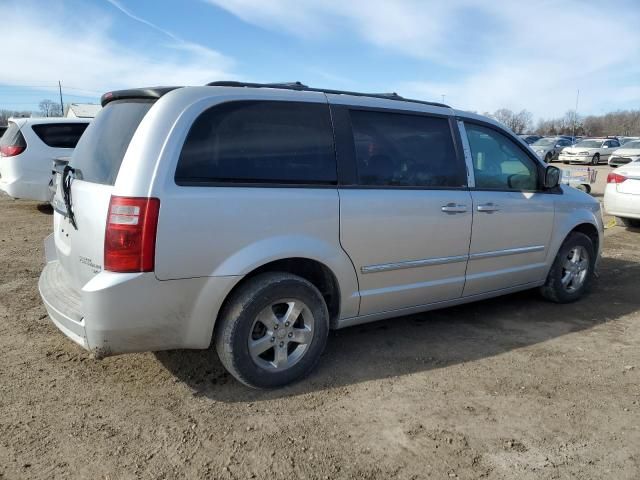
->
left=623, top=140, right=640, bottom=149
left=532, top=138, right=555, bottom=146
left=71, top=99, right=153, bottom=185
left=575, top=140, right=602, bottom=148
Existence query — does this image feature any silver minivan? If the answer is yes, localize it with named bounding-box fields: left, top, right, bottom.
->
left=39, top=81, right=603, bottom=388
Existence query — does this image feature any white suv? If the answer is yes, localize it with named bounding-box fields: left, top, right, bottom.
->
left=0, top=117, right=89, bottom=202
left=39, top=82, right=603, bottom=388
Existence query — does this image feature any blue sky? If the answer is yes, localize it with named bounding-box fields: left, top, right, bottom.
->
left=1, top=0, right=639, bottom=119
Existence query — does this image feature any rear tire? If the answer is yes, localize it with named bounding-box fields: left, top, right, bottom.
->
left=540, top=232, right=595, bottom=303
left=591, top=154, right=600, bottom=165
left=215, top=272, right=329, bottom=389
left=615, top=217, right=640, bottom=228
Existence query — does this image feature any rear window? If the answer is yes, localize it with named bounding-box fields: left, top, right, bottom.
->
left=71, top=100, right=153, bottom=185
left=31, top=123, right=89, bottom=148
left=0, top=122, right=26, bottom=148
left=175, top=101, right=336, bottom=185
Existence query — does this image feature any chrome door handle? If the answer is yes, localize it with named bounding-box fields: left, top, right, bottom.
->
left=441, top=203, right=468, bottom=214
left=477, top=203, right=500, bottom=213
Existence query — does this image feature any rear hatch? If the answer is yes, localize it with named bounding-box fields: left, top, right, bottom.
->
left=54, top=99, right=154, bottom=290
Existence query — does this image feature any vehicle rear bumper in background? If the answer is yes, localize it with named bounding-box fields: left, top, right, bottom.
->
left=39, top=238, right=241, bottom=356
left=604, top=189, right=640, bottom=220
left=0, top=177, right=52, bottom=202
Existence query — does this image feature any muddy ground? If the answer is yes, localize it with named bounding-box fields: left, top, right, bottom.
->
left=1, top=172, right=639, bottom=479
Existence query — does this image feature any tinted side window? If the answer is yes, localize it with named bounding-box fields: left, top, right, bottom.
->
left=176, top=101, right=336, bottom=185
left=31, top=123, right=89, bottom=148
left=465, top=123, right=538, bottom=191
left=558, top=139, right=571, bottom=146
left=349, top=110, right=465, bottom=187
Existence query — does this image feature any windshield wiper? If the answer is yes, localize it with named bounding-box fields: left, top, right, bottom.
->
left=61, top=165, right=78, bottom=230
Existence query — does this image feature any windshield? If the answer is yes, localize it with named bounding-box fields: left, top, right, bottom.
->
left=622, top=140, right=640, bottom=149
left=532, top=138, right=555, bottom=146
left=71, top=99, right=153, bottom=185
left=575, top=140, right=603, bottom=148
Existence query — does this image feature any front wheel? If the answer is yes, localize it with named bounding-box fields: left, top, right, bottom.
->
left=591, top=154, right=600, bottom=165
left=540, top=232, right=595, bottom=303
left=215, top=272, right=329, bottom=388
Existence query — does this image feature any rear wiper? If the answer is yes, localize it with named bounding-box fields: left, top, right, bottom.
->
left=61, top=165, right=78, bottom=230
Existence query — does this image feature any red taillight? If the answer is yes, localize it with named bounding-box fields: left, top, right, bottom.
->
left=0, top=145, right=25, bottom=157
left=607, top=172, right=627, bottom=184
left=104, top=196, right=160, bottom=273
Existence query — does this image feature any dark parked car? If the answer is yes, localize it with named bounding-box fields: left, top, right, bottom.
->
left=518, top=134, right=542, bottom=144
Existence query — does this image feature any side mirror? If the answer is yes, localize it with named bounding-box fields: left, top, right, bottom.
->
left=544, top=165, right=561, bottom=189
left=603, top=145, right=609, bottom=149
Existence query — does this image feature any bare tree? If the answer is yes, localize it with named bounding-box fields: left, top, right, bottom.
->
left=490, top=108, right=533, bottom=134
left=38, top=99, right=62, bottom=118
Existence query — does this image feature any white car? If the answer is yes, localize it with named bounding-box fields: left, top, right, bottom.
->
left=559, top=138, right=620, bottom=165
left=604, top=160, right=640, bottom=228
left=608, top=140, right=640, bottom=167
left=0, top=117, right=89, bottom=202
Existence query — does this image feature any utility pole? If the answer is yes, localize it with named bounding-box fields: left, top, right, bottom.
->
left=58, top=80, right=64, bottom=117
left=572, top=89, right=579, bottom=139
left=441, top=94, right=446, bottom=103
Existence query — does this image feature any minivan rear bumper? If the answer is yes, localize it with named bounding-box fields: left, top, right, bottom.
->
left=39, top=259, right=88, bottom=348
left=39, top=238, right=240, bottom=357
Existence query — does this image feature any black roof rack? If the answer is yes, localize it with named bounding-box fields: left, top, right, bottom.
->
left=206, top=81, right=450, bottom=108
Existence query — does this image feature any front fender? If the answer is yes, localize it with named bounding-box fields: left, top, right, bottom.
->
left=546, top=187, right=603, bottom=272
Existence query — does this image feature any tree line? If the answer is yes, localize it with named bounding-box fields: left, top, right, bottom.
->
left=3, top=98, right=639, bottom=139
left=483, top=108, right=640, bottom=137
left=0, top=99, right=64, bottom=125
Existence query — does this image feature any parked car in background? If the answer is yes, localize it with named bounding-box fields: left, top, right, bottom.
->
left=39, top=82, right=603, bottom=388
left=604, top=159, right=640, bottom=227
left=0, top=118, right=90, bottom=202
left=619, top=136, right=640, bottom=145
left=518, top=134, right=542, bottom=144
left=558, top=138, right=620, bottom=165
left=608, top=140, right=640, bottom=167
left=531, top=137, right=573, bottom=162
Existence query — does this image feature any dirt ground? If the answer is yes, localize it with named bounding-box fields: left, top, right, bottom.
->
left=1, top=168, right=639, bottom=479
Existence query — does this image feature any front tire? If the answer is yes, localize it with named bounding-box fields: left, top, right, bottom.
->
left=540, top=232, right=595, bottom=303
left=215, top=272, right=329, bottom=389
left=591, top=154, right=600, bottom=165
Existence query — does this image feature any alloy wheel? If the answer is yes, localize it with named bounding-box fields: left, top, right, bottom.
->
left=248, top=299, right=315, bottom=371
left=560, top=246, right=589, bottom=293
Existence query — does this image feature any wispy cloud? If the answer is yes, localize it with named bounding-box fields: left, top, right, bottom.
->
left=206, top=0, right=640, bottom=118
left=0, top=1, right=235, bottom=96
